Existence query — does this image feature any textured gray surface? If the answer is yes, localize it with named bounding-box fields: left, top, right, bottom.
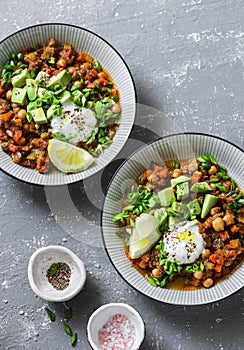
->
left=0, top=0, right=244, bottom=349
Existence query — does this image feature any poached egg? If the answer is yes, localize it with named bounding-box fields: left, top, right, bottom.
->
left=163, top=220, right=205, bottom=264
left=50, top=102, right=97, bottom=145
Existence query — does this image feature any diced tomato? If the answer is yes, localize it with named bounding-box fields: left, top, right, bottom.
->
left=9, top=144, right=19, bottom=153
left=215, top=264, right=223, bottom=273
left=52, top=69, right=62, bottom=75
left=230, top=225, right=239, bottom=234
left=13, top=130, right=22, bottom=142
left=77, top=54, right=85, bottom=62
left=0, top=87, right=5, bottom=97
left=98, top=76, right=108, bottom=86
left=191, top=173, right=201, bottom=183
left=223, top=181, right=231, bottom=191
left=219, top=230, right=230, bottom=242
left=209, top=249, right=224, bottom=264
left=226, top=239, right=239, bottom=249
left=111, top=88, right=118, bottom=96
left=192, top=278, right=201, bottom=287
left=1, top=112, right=12, bottom=122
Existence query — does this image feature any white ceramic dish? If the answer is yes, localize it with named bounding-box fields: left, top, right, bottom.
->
left=87, top=303, right=145, bottom=350
left=0, top=23, right=136, bottom=186
left=28, top=245, right=86, bottom=302
left=102, top=133, right=244, bottom=305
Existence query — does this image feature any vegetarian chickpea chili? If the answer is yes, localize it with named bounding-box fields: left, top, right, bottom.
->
left=113, top=154, right=244, bottom=290
left=0, top=38, right=122, bottom=173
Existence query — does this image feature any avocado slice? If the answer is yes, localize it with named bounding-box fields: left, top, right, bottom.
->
left=190, top=182, right=212, bottom=193
left=176, top=182, right=189, bottom=200
left=187, top=199, right=201, bottom=219
left=60, top=90, right=72, bottom=104
left=26, top=79, right=38, bottom=101
left=201, top=194, right=218, bottom=219
left=36, top=71, right=50, bottom=86
left=158, top=187, right=173, bottom=206
left=11, top=87, right=27, bottom=105
left=30, top=107, right=47, bottom=124
left=171, top=175, right=191, bottom=188
left=154, top=208, right=168, bottom=227
left=12, top=68, right=30, bottom=88
left=47, top=70, right=72, bottom=88
left=171, top=201, right=189, bottom=218
left=168, top=215, right=183, bottom=226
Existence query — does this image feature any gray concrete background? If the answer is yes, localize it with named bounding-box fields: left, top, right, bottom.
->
left=0, top=0, right=243, bottom=349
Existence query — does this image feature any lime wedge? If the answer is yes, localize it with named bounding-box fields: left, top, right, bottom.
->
left=48, top=139, right=94, bottom=173
left=129, top=214, right=160, bottom=259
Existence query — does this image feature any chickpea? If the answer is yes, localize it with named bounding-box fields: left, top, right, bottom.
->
left=57, top=58, right=67, bottom=68
left=17, top=109, right=26, bottom=120
left=201, top=249, right=211, bottom=259
left=12, top=103, right=19, bottom=108
left=6, top=90, right=12, bottom=100
left=152, top=268, right=164, bottom=279
left=223, top=213, right=235, bottom=226
left=13, top=107, right=20, bottom=113
left=205, top=262, right=215, bottom=270
left=203, top=278, right=214, bottom=288
left=112, top=103, right=122, bottom=114
left=67, top=67, right=75, bottom=75
left=212, top=217, right=225, bottom=232
left=6, top=130, right=13, bottom=138
left=72, top=70, right=79, bottom=80
left=208, top=165, right=218, bottom=175
left=82, top=62, right=92, bottom=70
left=97, top=72, right=107, bottom=79
left=18, top=137, right=26, bottom=146
left=193, top=270, right=203, bottom=280
left=40, top=132, right=49, bottom=139
left=172, top=168, right=183, bottom=178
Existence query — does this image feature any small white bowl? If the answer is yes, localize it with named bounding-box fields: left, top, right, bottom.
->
left=87, top=303, right=145, bottom=350
left=28, top=245, right=86, bottom=302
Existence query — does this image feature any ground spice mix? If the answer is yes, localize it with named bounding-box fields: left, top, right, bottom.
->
left=46, top=262, right=71, bottom=290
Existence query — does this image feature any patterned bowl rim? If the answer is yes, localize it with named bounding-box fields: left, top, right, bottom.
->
left=101, top=132, right=244, bottom=305
left=0, top=23, right=137, bottom=186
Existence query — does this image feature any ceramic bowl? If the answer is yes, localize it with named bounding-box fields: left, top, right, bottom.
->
left=87, top=303, right=145, bottom=350
left=0, top=23, right=136, bottom=185
left=27, top=245, right=86, bottom=302
left=102, top=133, right=244, bottom=305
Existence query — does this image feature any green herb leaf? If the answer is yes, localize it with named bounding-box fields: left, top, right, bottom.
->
left=113, top=94, right=119, bottom=102
left=64, top=323, right=73, bottom=336
left=45, top=307, right=56, bottom=322
left=50, top=265, right=58, bottom=277
left=71, top=332, right=77, bottom=346
left=65, top=307, right=73, bottom=321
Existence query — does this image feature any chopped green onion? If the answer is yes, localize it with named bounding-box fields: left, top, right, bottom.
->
left=17, top=53, right=24, bottom=61
left=93, top=60, right=102, bottom=72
